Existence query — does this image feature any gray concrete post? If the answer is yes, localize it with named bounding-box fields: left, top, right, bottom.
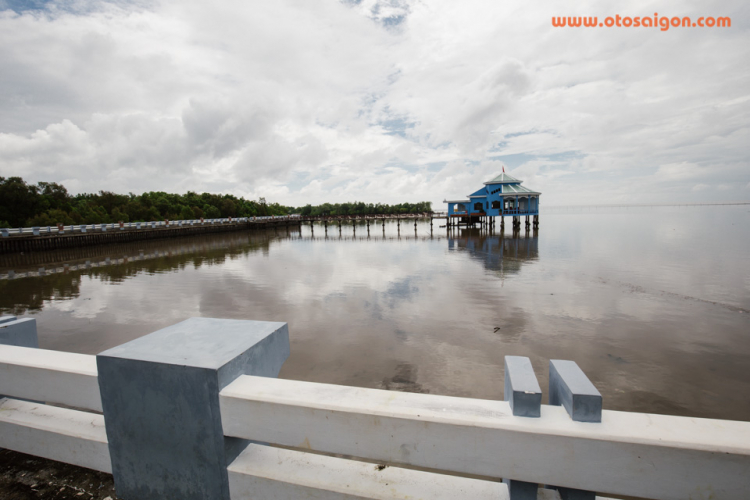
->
left=503, top=356, right=542, bottom=499
left=97, top=317, right=290, bottom=500
left=0, top=316, right=40, bottom=402
left=549, top=360, right=602, bottom=500
left=0, top=317, right=39, bottom=348
left=504, top=356, right=542, bottom=417
left=549, top=360, right=602, bottom=422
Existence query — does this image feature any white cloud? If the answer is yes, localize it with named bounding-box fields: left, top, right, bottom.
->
left=0, top=0, right=748, bottom=207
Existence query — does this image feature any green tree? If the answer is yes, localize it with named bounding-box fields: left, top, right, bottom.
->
left=180, top=206, right=194, bottom=220
left=220, top=199, right=237, bottom=217
left=0, top=177, right=41, bottom=227
left=204, top=204, right=220, bottom=218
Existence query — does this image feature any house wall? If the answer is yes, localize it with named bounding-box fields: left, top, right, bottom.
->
left=445, top=184, right=540, bottom=217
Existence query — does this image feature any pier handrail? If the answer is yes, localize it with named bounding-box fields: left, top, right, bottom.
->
left=219, top=375, right=750, bottom=500
left=0, top=213, right=436, bottom=238
left=0, top=217, right=258, bottom=237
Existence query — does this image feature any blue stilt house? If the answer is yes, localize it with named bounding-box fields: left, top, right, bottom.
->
left=444, top=172, right=541, bottom=228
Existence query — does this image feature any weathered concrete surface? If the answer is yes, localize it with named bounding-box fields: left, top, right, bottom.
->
left=0, top=317, right=38, bottom=348
left=228, top=443, right=510, bottom=499
left=549, top=360, right=602, bottom=423
left=0, top=398, right=110, bottom=474
left=97, top=317, right=289, bottom=500
left=504, top=355, right=542, bottom=417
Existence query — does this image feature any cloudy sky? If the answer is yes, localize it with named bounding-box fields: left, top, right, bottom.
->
left=0, top=0, right=748, bottom=207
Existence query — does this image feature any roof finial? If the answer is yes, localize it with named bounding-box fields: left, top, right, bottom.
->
left=502, top=166, right=505, bottom=173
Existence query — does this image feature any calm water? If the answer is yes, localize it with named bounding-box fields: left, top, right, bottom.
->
left=1, top=206, right=749, bottom=421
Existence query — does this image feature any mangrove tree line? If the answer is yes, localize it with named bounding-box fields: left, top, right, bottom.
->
left=0, top=177, right=432, bottom=227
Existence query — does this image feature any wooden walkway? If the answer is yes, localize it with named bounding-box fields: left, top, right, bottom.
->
left=0, top=214, right=437, bottom=254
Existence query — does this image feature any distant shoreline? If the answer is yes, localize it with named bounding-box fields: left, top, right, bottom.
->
left=544, top=201, right=750, bottom=209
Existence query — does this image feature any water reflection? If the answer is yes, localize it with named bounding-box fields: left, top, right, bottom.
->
left=0, top=209, right=748, bottom=423
left=0, top=230, right=295, bottom=315
left=449, top=228, right=538, bottom=276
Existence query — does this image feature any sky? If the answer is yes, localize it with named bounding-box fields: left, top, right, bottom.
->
left=0, top=0, right=748, bottom=207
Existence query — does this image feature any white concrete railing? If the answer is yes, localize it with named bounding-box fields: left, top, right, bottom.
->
left=1, top=316, right=749, bottom=500
left=0, top=215, right=302, bottom=237
left=0, top=344, right=110, bottom=474
left=0, top=344, right=101, bottom=411
left=219, top=376, right=750, bottom=500
left=0, top=345, right=508, bottom=499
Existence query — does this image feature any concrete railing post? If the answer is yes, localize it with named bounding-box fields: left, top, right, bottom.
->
left=96, top=317, right=290, bottom=500
left=549, top=360, right=602, bottom=422
left=0, top=316, right=40, bottom=402
left=0, top=316, right=38, bottom=348
left=503, top=356, right=542, bottom=500
left=548, top=360, right=602, bottom=500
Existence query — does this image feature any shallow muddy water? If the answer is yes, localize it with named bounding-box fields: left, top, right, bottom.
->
left=1, top=205, right=749, bottom=421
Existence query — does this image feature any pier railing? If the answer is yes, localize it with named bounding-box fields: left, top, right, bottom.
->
left=0, top=213, right=434, bottom=241
left=1, top=316, right=748, bottom=499
left=0, top=215, right=302, bottom=238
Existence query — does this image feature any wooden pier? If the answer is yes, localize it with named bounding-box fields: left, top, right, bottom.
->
left=0, top=214, right=416, bottom=254
left=0, top=211, right=540, bottom=254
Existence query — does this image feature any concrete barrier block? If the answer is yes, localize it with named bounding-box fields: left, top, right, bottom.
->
left=548, top=360, right=601, bottom=499
left=0, top=318, right=38, bottom=348
left=503, top=356, right=542, bottom=498
left=502, top=477, right=538, bottom=500
left=549, top=360, right=602, bottom=423
left=504, top=356, right=542, bottom=417
left=97, top=317, right=290, bottom=500
left=557, top=486, right=596, bottom=500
